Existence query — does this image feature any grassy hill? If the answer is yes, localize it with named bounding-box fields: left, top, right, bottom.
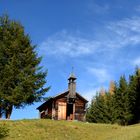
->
left=0, top=119, right=140, bottom=140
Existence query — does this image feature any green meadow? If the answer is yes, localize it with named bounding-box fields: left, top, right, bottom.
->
left=1, top=119, right=140, bottom=140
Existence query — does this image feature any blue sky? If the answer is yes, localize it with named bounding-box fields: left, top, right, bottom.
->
left=1, top=0, right=140, bottom=119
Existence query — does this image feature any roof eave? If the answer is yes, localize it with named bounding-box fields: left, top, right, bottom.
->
left=76, top=92, right=88, bottom=103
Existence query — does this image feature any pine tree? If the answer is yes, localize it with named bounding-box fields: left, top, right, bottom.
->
left=0, top=15, right=50, bottom=119
left=87, top=68, right=140, bottom=125
left=128, top=67, right=140, bottom=124
left=90, top=94, right=106, bottom=123
left=104, top=92, right=115, bottom=123
left=86, top=96, right=97, bottom=123
left=86, top=93, right=105, bottom=123
left=86, top=92, right=114, bottom=124
left=113, top=76, right=132, bottom=125
left=134, top=68, right=140, bottom=123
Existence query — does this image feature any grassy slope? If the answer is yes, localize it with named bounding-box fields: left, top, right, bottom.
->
left=1, top=119, right=140, bottom=140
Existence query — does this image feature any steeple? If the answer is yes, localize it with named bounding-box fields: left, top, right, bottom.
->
left=67, top=71, right=76, bottom=103
left=68, top=67, right=76, bottom=80
left=68, top=73, right=76, bottom=81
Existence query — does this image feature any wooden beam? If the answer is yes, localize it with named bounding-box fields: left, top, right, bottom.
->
left=52, top=101, right=55, bottom=120
left=73, top=103, right=75, bottom=120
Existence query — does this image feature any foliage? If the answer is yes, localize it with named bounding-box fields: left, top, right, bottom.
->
left=86, top=67, right=140, bottom=125
left=128, top=67, right=140, bottom=124
left=0, top=15, right=50, bottom=119
left=43, top=96, right=52, bottom=101
left=86, top=92, right=114, bottom=124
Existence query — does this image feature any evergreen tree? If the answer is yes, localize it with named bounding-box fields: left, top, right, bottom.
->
left=87, top=68, right=140, bottom=125
left=134, top=68, right=140, bottom=123
left=86, top=92, right=114, bottom=124
left=88, top=94, right=106, bottom=123
left=128, top=67, right=140, bottom=123
left=113, top=76, right=130, bottom=125
left=104, top=92, right=115, bottom=123
left=86, top=96, right=97, bottom=123
left=0, top=15, right=49, bottom=119
left=112, top=80, right=121, bottom=124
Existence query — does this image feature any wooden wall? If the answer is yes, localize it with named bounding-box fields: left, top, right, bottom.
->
left=40, top=102, right=52, bottom=119
left=39, top=94, right=87, bottom=121
left=75, top=96, right=86, bottom=121
left=54, top=95, right=86, bottom=121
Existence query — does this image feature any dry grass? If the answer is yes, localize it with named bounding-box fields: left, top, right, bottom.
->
left=0, top=119, right=140, bottom=140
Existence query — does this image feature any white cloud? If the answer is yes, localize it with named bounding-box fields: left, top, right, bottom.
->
left=81, top=88, right=99, bottom=104
left=108, top=17, right=140, bottom=33
left=38, top=30, right=122, bottom=58
left=107, top=16, right=140, bottom=46
left=87, top=67, right=111, bottom=83
left=39, top=16, right=140, bottom=59
left=39, top=31, right=101, bottom=57
left=132, top=57, right=140, bottom=66
left=81, top=85, right=108, bottom=104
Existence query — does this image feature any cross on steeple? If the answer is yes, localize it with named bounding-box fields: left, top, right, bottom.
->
left=68, top=67, right=76, bottom=81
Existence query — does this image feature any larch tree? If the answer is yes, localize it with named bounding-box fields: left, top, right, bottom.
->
left=109, top=80, right=115, bottom=95
left=0, top=15, right=50, bottom=119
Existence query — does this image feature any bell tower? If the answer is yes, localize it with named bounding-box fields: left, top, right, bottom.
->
left=67, top=72, right=76, bottom=103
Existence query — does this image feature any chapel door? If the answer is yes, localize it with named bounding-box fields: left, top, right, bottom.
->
left=58, top=102, right=66, bottom=120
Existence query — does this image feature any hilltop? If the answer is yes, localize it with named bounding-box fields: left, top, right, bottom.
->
left=0, top=119, right=140, bottom=140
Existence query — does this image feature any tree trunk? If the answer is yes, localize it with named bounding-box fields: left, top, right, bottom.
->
left=0, top=107, right=2, bottom=119
left=5, top=105, right=13, bottom=119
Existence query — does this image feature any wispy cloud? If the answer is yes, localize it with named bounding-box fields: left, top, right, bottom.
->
left=87, top=67, right=111, bottom=83
left=132, top=57, right=140, bottom=66
left=38, top=15, right=140, bottom=92
left=107, top=16, right=140, bottom=47
left=87, top=1, right=110, bottom=15
left=39, top=31, right=101, bottom=57
left=81, top=88, right=99, bottom=103
left=39, top=16, right=140, bottom=59
left=81, top=85, right=108, bottom=103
